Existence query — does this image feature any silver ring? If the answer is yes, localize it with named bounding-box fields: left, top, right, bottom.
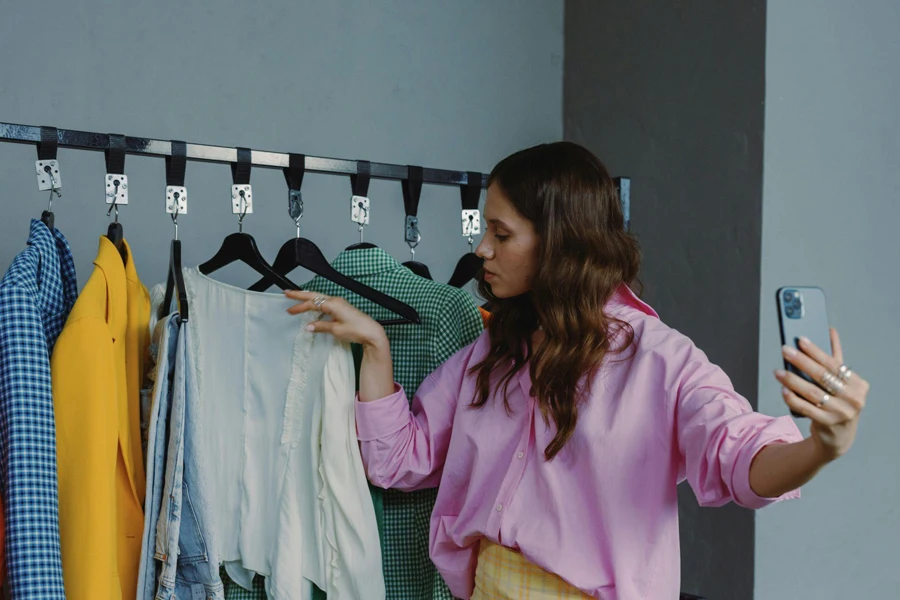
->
left=313, top=295, right=328, bottom=308
left=837, top=364, right=852, bottom=382
left=819, top=370, right=844, bottom=396
left=817, top=393, right=831, bottom=408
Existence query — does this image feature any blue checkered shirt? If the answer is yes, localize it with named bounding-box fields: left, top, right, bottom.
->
left=0, top=219, right=77, bottom=598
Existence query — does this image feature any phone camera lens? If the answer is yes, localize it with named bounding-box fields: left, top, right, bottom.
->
left=783, top=291, right=793, bottom=302
left=785, top=306, right=795, bottom=317
left=791, top=298, right=802, bottom=309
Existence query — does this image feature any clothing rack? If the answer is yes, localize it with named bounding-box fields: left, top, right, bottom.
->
left=0, top=122, right=487, bottom=187
left=0, top=121, right=631, bottom=225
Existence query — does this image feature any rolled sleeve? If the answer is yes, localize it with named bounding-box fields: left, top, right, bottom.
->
left=355, top=384, right=410, bottom=441
left=730, top=415, right=804, bottom=509
left=673, top=338, right=805, bottom=510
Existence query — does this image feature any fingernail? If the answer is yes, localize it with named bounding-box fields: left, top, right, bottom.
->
left=775, top=369, right=786, bottom=379
left=305, top=324, right=315, bottom=332
left=799, top=336, right=810, bottom=346
left=782, top=387, right=790, bottom=396
left=782, top=345, right=797, bottom=356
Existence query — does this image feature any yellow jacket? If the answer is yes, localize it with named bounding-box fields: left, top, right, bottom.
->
left=52, top=237, right=149, bottom=600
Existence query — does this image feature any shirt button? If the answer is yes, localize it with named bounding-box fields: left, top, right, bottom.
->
left=516, top=451, right=524, bottom=459
left=496, top=504, right=503, bottom=512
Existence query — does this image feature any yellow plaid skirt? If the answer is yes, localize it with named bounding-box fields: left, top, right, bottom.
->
left=472, top=540, right=591, bottom=599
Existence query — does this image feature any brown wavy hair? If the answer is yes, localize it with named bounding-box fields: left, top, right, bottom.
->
left=471, top=142, right=642, bottom=460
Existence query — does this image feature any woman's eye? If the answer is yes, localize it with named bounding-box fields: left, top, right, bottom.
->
left=494, top=233, right=510, bottom=242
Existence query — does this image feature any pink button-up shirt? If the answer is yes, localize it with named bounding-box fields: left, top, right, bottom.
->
left=356, top=285, right=802, bottom=599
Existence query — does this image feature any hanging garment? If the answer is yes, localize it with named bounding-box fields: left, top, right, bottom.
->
left=149, top=268, right=382, bottom=600
left=52, top=236, right=149, bottom=600
left=303, top=247, right=483, bottom=600
left=478, top=307, right=490, bottom=327
left=355, top=284, right=804, bottom=599
left=0, top=219, right=76, bottom=600
left=136, top=309, right=210, bottom=600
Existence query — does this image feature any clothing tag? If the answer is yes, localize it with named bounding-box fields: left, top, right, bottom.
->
left=191, top=584, right=206, bottom=600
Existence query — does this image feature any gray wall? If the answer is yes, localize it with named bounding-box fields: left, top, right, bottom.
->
left=0, top=1, right=563, bottom=292
left=564, top=2, right=767, bottom=598
left=757, top=1, right=900, bottom=597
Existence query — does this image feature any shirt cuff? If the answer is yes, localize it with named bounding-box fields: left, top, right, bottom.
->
left=732, top=414, right=805, bottom=509
left=355, top=384, right=410, bottom=441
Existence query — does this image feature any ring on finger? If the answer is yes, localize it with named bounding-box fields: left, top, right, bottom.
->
left=819, top=370, right=844, bottom=395
left=817, top=392, right=831, bottom=408
left=837, top=364, right=853, bottom=383
left=313, top=295, right=328, bottom=308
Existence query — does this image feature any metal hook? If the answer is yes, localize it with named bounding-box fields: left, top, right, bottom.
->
left=171, top=191, right=180, bottom=241
left=407, top=232, right=421, bottom=260
left=106, top=179, right=121, bottom=222
left=106, top=180, right=121, bottom=223
left=43, top=165, right=61, bottom=212
left=463, top=214, right=477, bottom=252
left=357, top=202, right=368, bottom=243
left=289, top=191, right=303, bottom=239
left=237, top=189, right=248, bottom=232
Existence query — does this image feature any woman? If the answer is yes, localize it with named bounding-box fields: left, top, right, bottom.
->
left=285, top=142, right=868, bottom=599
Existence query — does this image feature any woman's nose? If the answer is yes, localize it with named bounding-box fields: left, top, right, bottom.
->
left=475, top=238, right=493, bottom=260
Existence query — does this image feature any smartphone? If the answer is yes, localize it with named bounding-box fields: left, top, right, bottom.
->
left=776, top=286, right=831, bottom=417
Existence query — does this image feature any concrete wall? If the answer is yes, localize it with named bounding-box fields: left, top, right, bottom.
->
left=757, top=1, right=900, bottom=597
left=0, top=0, right=563, bottom=292
left=564, top=2, right=767, bottom=598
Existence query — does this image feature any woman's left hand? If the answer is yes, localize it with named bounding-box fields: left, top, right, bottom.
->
left=775, top=328, right=869, bottom=462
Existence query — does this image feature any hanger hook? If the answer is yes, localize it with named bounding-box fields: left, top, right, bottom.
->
left=407, top=231, right=421, bottom=260
left=106, top=179, right=120, bottom=222
left=468, top=235, right=474, bottom=253
left=43, top=165, right=61, bottom=212
left=237, top=189, right=248, bottom=233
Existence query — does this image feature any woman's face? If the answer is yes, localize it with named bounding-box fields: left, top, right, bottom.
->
left=475, top=184, right=540, bottom=299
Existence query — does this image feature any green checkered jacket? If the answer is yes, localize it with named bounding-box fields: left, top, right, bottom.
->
left=223, top=247, right=483, bottom=600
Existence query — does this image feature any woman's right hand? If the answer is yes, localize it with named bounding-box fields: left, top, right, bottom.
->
left=284, top=290, right=388, bottom=349
left=286, top=290, right=395, bottom=401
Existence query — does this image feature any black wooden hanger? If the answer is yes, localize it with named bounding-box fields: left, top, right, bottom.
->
left=159, top=140, right=190, bottom=322
left=198, top=148, right=299, bottom=290
left=36, top=126, right=61, bottom=230
left=447, top=172, right=484, bottom=288
left=105, top=134, right=128, bottom=264
left=400, top=165, right=433, bottom=280
left=346, top=160, right=377, bottom=250
left=247, top=154, right=420, bottom=325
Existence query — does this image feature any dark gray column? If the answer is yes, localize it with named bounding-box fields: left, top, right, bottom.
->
left=564, top=2, right=767, bottom=598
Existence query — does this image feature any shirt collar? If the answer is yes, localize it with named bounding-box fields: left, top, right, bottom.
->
left=25, top=219, right=77, bottom=316
left=50, top=224, right=79, bottom=308
left=607, top=283, right=659, bottom=318
left=329, top=247, right=404, bottom=278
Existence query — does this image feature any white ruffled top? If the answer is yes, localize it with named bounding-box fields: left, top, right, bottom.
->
left=154, top=268, right=383, bottom=600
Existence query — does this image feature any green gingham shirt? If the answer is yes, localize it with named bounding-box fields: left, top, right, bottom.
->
left=223, top=247, right=482, bottom=600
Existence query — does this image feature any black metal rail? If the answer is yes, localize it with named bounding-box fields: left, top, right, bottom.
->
left=0, top=122, right=630, bottom=227
left=0, top=122, right=488, bottom=187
